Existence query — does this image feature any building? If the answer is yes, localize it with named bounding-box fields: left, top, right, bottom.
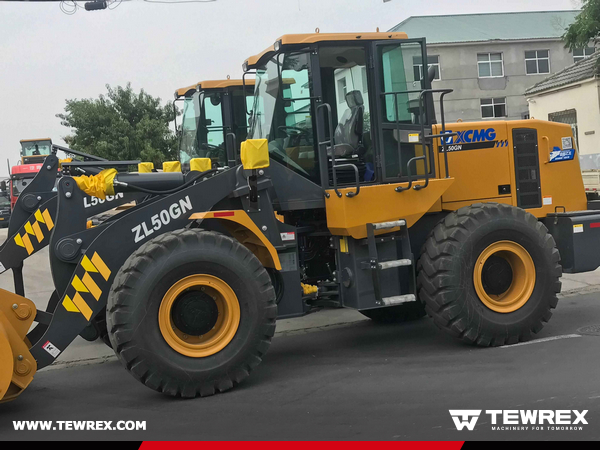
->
left=389, top=10, right=594, bottom=123
left=525, top=51, right=600, bottom=157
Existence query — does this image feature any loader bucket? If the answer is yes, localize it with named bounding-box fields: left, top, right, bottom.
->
left=0, top=289, right=37, bottom=403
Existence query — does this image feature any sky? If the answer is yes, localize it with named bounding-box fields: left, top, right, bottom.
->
left=0, top=0, right=581, bottom=177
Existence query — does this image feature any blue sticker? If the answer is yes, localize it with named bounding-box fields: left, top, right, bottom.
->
left=549, top=146, right=575, bottom=162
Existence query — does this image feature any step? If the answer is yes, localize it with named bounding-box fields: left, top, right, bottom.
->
left=372, top=220, right=406, bottom=230
left=378, top=259, right=412, bottom=270
left=381, top=294, right=416, bottom=306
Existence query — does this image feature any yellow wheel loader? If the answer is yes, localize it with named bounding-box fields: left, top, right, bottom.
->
left=174, top=78, right=255, bottom=170
left=0, top=32, right=597, bottom=402
left=19, top=138, right=53, bottom=165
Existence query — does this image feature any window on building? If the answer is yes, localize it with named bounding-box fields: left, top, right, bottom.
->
left=412, top=55, right=440, bottom=81
left=481, top=97, right=507, bottom=118
left=478, top=53, right=504, bottom=78
left=573, top=47, right=596, bottom=63
left=525, top=50, right=550, bottom=75
left=549, top=109, right=578, bottom=146
left=337, top=77, right=347, bottom=103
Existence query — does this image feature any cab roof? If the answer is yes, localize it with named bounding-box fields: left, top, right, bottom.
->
left=244, top=32, right=409, bottom=69
left=20, top=138, right=52, bottom=144
left=175, top=79, right=256, bottom=99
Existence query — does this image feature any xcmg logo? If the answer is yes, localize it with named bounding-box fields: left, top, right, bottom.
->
left=444, top=128, right=496, bottom=145
left=449, top=410, right=588, bottom=432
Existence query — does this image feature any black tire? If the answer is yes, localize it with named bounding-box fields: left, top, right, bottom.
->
left=360, top=302, right=426, bottom=324
left=106, top=229, right=277, bottom=398
left=417, top=203, right=561, bottom=347
left=91, top=308, right=112, bottom=348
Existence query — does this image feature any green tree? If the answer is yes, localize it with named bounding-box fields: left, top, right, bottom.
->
left=57, top=83, right=179, bottom=168
left=563, top=1, right=600, bottom=50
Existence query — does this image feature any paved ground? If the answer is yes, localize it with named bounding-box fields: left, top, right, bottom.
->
left=1, top=227, right=600, bottom=440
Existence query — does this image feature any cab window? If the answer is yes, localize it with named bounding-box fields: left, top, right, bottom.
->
left=250, top=51, right=319, bottom=183
left=319, top=45, right=374, bottom=184
left=377, top=42, right=432, bottom=180
left=201, top=93, right=226, bottom=166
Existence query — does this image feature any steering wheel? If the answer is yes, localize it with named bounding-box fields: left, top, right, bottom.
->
left=198, top=142, right=220, bottom=151
left=278, top=126, right=308, bottom=137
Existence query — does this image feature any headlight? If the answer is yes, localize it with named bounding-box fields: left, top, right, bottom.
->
left=242, top=61, right=249, bottom=73
left=274, top=39, right=282, bottom=52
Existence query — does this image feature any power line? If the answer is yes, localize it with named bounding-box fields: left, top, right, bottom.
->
left=53, top=0, right=217, bottom=14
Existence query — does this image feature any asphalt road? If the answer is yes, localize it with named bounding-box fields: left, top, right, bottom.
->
left=1, top=289, right=600, bottom=441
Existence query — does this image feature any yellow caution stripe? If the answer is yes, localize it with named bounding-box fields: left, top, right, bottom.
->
left=62, top=295, right=80, bottom=313
left=13, top=208, right=55, bottom=253
left=62, top=252, right=111, bottom=319
left=71, top=292, right=93, bottom=321
left=91, top=252, right=111, bottom=281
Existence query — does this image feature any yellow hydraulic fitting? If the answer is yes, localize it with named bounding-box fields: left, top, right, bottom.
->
left=301, top=283, right=318, bottom=296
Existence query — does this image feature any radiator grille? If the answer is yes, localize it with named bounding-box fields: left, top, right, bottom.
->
left=512, top=128, right=541, bottom=209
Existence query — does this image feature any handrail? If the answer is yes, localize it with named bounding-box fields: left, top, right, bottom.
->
left=395, top=156, right=428, bottom=192
left=380, top=88, right=456, bottom=191
left=335, top=164, right=360, bottom=197
left=225, top=132, right=238, bottom=166
left=316, top=103, right=360, bottom=198
left=242, top=70, right=256, bottom=116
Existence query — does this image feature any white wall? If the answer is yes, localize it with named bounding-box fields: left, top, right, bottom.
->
left=527, top=79, right=600, bottom=155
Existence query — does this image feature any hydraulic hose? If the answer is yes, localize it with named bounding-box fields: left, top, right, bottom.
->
left=113, top=169, right=218, bottom=195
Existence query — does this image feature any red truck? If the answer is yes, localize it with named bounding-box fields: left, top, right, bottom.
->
left=9, top=162, right=44, bottom=210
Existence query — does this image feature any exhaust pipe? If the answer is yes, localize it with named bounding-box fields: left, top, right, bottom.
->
left=0, top=291, right=37, bottom=403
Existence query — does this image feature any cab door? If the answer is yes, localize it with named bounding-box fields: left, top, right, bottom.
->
left=371, top=39, right=436, bottom=183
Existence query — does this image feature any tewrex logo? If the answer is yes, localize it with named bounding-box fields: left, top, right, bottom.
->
left=449, top=410, right=588, bottom=431
left=442, top=128, right=502, bottom=152
left=450, top=410, right=481, bottom=431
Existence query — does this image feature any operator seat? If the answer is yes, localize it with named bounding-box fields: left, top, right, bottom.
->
left=330, top=90, right=365, bottom=158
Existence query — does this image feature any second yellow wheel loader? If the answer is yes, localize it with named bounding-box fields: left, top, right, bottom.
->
left=0, top=32, right=598, bottom=403
left=174, top=78, right=255, bottom=170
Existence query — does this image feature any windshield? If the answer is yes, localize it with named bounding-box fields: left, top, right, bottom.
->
left=21, top=140, right=51, bottom=157
left=179, top=94, right=201, bottom=166
left=248, top=52, right=318, bottom=183
left=178, top=91, right=227, bottom=167
left=0, top=195, right=10, bottom=208
left=11, top=177, right=33, bottom=197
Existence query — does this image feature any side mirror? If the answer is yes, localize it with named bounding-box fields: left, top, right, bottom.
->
left=0, top=181, right=6, bottom=192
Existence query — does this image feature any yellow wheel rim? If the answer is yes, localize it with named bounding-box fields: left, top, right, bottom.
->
left=473, top=240, right=536, bottom=313
left=158, top=274, right=240, bottom=357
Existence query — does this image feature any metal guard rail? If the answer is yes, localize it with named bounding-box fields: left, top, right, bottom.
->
left=380, top=88, right=456, bottom=192
left=317, top=103, right=360, bottom=198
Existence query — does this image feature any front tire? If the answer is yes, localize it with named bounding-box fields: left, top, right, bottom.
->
left=417, top=203, right=561, bottom=347
left=106, top=229, right=277, bottom=398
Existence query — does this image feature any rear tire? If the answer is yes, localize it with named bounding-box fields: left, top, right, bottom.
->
left=360, top=302, right=426, bottom=324
left=106, top=229, right=277, bottom=398
left=417, top=203, right=561, bottom=347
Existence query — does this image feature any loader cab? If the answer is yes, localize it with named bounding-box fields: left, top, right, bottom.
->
left=244, top=33, right=440, bottom=192
left=19, top=138, right=52, bottom=165
left=175, top=79, right=254, bottom=170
